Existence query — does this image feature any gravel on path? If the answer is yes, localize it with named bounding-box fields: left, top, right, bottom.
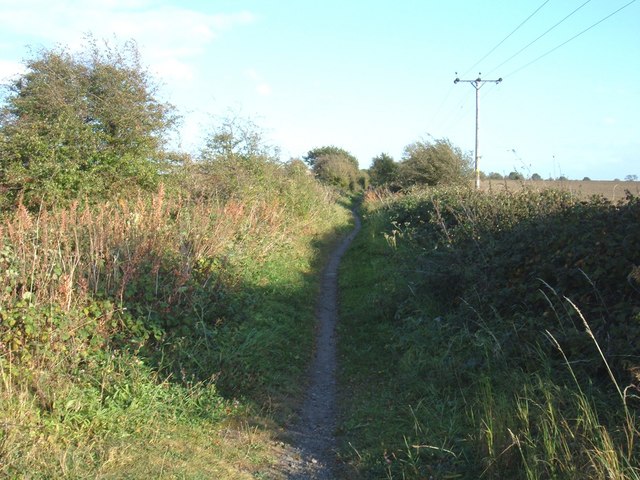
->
left=281, top=211, right=361, bottom=479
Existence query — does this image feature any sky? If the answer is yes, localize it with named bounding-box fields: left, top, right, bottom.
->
left=0, top=0, right=638, bottom=180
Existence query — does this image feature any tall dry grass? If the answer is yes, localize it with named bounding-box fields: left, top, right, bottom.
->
left=0, top=160, right=347, bottom=477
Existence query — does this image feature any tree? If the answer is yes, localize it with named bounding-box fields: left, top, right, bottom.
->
left=582, top=177, right=591, bottom=181
left=357, top=170, right=370, bottom=190
left=398, top=138, right=472, bottom=187
left=200, top=114, right=279, bottom=164
left=193, top=115, right=281, bottom=200
left=508, top=171, right=524, bottom=181
left=285, top=157, right=309, bottom=175
left=313, top=153, right=360, bottom=191
left=531, top=173, right=542, bottom=181
left=302, top=145, right=360, bottom=191
left=488, top=172, right=503, bottom=180
left=625, top=174, right=638, bottom=181
left=0, top=37, right=177, bottom=208
left=369, top=153, right=398, bottom=187
left=303, top=146, right=358, bottom=170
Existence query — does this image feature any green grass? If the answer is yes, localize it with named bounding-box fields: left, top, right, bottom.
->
left=0, top=353, right=271, bottom=478
left=337, top=203, right=461, bottom=478
left=0, top=162, right=353, bottom=478
left=337, top=187, right=640, bottom=479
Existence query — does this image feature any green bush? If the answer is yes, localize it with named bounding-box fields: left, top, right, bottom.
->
left=0, top=37, right=176, bottom=209
left=0, top=153, right=350, bottom=476
left=339, top=186, right=640, bottom=479
left=398, top=138, right=472, bottom=187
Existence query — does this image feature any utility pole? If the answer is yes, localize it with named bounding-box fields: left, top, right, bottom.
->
left=454, top=74, right=502, bottom=189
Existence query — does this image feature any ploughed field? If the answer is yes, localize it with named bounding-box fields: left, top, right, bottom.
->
left=482, top=179, right=640, bottom=200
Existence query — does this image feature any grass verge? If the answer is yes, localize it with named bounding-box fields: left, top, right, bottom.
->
left=0, top=163, right=353, bottom=478
left=337, top=187, right=640, bottom=479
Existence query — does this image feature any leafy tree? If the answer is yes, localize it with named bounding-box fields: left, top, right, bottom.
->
left=201, top=114, right=279, bottom=164
left=0, top=37, right=177, bottom=208
left=398, top=138, right=471, bottom=187
left=583, top=177, right=591, bottom=181
left=531, top=173, right=542, bottom=181
left=625, top=174, right=638, bottom=181
left=302, top=145, right=360, bottom=191
left=369, top=153, right=398, bottom=187
left=193, top=115, right=281, bottom=199
left=508, top=171, right=524, bottom=181
left=313, top=153, right=360, bottom=191
left=488, top=172, right=504, bottom=180
left=303, top=145, right=358, bottom=170
left=285, top=157, right=309, bottom=175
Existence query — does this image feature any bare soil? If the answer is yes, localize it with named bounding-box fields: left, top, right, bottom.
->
left=482, top=179, right=640, bottom=201
left=278, top=211, right=361, bottom=479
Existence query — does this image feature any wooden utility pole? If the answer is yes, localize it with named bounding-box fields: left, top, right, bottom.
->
left=454, top=74, right=502, bottom=189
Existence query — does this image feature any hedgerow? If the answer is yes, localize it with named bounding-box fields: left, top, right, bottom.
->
left=339, top=186, right=640, bottom=479
left=384, top=187, right=640, bottom=379
left=0, top=157, right=350, bottom=477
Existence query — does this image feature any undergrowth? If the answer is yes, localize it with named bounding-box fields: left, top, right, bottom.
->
left=0, top=158, right=352, bottom=477
left=338, top=186, right=640, bottom=479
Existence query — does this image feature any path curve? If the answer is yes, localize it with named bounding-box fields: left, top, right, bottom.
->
left=284, top=210, right=361, bottom=479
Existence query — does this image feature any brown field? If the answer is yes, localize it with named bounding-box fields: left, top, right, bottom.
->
left=480, top=179, right=640, bottom=201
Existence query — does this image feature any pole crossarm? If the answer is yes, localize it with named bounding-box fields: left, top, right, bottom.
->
left=454, top=76, right=503, bottom=87
left=453, top=75, right=502, bottom=190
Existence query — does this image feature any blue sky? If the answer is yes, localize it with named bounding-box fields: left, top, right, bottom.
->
left=0, top=0, right=638, bottom=180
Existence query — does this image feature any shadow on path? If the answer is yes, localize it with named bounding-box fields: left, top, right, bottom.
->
left=284, top=210, right=361, bottom=479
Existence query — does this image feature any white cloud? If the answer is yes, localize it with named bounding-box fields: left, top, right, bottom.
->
left=0, top=2, right=256, bottom=84
left=0, top=2, right=255, bottom=41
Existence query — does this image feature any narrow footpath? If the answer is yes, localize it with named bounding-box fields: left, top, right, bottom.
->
left=283, top=210, right=361, bottom=479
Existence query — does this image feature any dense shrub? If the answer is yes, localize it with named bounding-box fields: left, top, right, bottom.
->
left=0, top=38, right=176, bottom=209
left=0, top=156, right=349, bottom=476
left=343, top=186, right=640, bottom=479
left=383, top=187, right=640, bottom=377
left=398, top=138, right=472, bottom=187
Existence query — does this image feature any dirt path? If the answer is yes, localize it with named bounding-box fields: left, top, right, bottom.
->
left=280, top=211, right=361, bottom=479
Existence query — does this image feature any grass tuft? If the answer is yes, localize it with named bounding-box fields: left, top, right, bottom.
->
left=338, top=186, right=640, bottom=479
left=0, top=159, right=352, bottom=477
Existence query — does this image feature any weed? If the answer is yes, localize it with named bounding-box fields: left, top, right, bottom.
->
left=0, top=158, right=351, bottom=477
left=338, top=186, right=640, bottom=479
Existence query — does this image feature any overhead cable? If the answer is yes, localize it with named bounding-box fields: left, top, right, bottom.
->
left=462, top=0, right=551, bottom=76
left=486, top=0, right=593, bottom=75
left=505, top=0, right=638, bottom=77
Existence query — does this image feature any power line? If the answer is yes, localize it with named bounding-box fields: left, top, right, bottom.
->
left=438, top=83, right=499, bottom=139
left=462, top=0, right=551, bottom=77
left=438, top=2, right=549, bottom=138
left=435, top=87, right=471, bottom=132
left=505, top=0, right=638, bottom=77
left=486, top=0, right=593, bottom=75
left=426, top=82, right=455, bottom=133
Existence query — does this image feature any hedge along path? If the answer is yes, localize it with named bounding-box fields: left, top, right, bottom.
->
left=284, top=210, right=361, bottom=480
